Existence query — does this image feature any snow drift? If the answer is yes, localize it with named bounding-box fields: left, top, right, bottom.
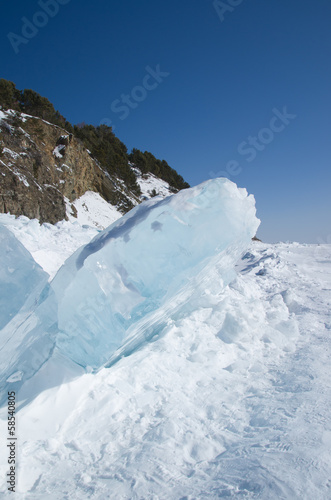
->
left=0, top=178, right=259, bottom=401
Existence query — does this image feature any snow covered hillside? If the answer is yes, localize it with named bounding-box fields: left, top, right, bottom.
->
left=0, top=179, right=330, bottom=499
left=0, top=106, right=182, bottom=227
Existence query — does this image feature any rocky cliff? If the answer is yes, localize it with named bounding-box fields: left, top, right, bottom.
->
left=0, top=109, right=143, bottom=224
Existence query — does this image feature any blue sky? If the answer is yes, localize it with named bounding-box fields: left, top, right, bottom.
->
left=1, top=0, right=330, bottom=243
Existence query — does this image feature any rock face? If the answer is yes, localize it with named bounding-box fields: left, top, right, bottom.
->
left=0, top=110, right=140, bottom=224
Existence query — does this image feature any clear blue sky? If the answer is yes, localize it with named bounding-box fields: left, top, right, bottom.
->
left=1, top=0, right=330, bottom=243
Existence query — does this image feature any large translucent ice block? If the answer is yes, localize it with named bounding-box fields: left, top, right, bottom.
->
left=53, top=178, right=260, bottom=368
left=0, top=178, right=260, bottom=402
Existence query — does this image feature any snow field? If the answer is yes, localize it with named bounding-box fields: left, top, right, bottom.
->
left=0, top=243, right=329, bottom=498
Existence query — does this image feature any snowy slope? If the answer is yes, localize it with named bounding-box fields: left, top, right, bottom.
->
left=1, top=106, right=182, bottom=229
left=131, top=166, right=175, bottom=199
left=65, top=191, right=122, bottom=230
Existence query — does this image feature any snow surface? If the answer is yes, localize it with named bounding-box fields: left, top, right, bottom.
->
left=0, top=179, right=330, bottom=499
left=65, top=191, right=122, bottom=231
left=0, top=214, right=100, bottom=280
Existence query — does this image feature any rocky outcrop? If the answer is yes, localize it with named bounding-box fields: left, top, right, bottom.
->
left=0, top=110, right=139, bottom=224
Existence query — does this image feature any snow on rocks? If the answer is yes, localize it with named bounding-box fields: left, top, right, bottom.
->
left=52, top=144, right=66, bottom=158
left=2, top=147, right=20, bottom=160
left=136, top=170, right=175, bottom=199
left=4, top=164, right=30, bottom=187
